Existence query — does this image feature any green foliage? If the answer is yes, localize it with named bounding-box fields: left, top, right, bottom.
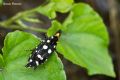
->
left=0, top=54, right=4, bottom=68
left=36, top=0, right=74, bottom=18
left=47, top=20, right=62, bottom=37
left=0, top=31, right=66, bottom=80
left=50, top=0, right=74, bottom=13
left=0, top=0, right=2, bottom=5
left=56, top=3, right=115, bottom=77
left=0, top=0, right=116, bottom=79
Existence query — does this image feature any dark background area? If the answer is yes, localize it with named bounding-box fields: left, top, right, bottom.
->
left=0, top=0, right=120, bottom=80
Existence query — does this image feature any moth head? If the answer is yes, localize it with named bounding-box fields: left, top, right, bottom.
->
left=54, top=30, right=61, bottom=38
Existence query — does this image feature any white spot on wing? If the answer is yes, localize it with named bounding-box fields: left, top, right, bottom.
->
left=48, top=49, right=52, bottom=54
left=36, top=61, right=39, bottom=66
left=47, top=40, right=50, bottom=43
left=42, top=40, right=45, bottom=42
left=36, top=46, right=38, bottom=49
left=37, top=54, right=43, bottom=60
left=43, top=45, right=48, bottom=49
left=29, top=59, right=32, bottom=62
left=45, top=59, right=48, bottom=61
left=51, top=36, right=54, bottom=39
left=54, top=45, right=56, bottom=48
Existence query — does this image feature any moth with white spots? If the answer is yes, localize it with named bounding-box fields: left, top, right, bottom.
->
left=25, top=31, right=61, bottom=69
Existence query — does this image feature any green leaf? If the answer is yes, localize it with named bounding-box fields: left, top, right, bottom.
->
left=0, top=72, right=4, bottom=80
left=36, top=0, right=73, bottom=18
left=50, top=0, right=74, bottom=13
left=1, top=31, right=66, bottom=80
left=36, top=3, right=56, bottom=19
left=47, top=20, right=62, bottom=37
left=0, top=54, right=4, bottom=68
left=23, top=17, right=41, bottom=23
left=57, top=3, right=115, bottom=77
left=0, top=0, right=3, bottom=6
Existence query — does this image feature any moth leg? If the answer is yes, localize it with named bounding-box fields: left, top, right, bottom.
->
left=41, top=33, right=48, bottom=39
left=55, top=50, right=60, bottom=54
left=33, top=66, right=37, bottom=70
left=24, top=49, right=33, bottom=51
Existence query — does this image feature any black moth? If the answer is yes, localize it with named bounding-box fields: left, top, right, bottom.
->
left=25, top=30, right=61, bottom=69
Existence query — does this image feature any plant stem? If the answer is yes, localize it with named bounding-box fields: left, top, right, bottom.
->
left=0, top=7, right=47, bottom=33
left=0, top=22, right=47, bottom=33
